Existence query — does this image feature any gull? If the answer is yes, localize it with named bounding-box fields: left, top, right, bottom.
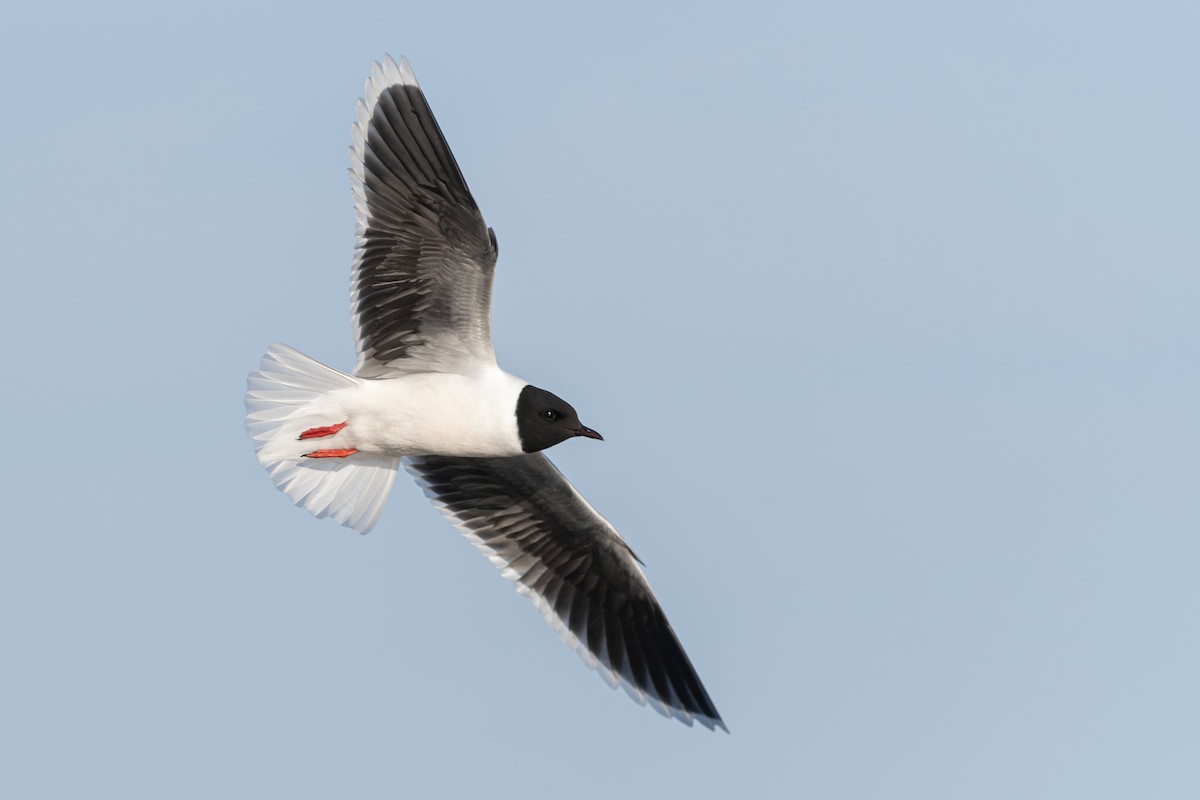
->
left=245, top=55, right=725, bottom=731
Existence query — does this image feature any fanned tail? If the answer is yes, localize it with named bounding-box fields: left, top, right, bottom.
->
left=245, top=343, right=399, bottom=533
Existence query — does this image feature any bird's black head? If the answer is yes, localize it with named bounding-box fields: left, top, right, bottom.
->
left=515, top=385, right=604, bottom=453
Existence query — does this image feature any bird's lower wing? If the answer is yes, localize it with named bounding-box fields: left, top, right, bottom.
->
left=404, top=453, right=725, bottom=731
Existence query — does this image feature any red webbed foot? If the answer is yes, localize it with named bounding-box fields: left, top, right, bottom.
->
left=299, top=421, right=348, bottom=440
left=302, top=448, right=358, bottom=459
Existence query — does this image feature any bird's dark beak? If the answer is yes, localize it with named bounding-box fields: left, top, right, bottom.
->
left=572, top=426, right=604, bottom=441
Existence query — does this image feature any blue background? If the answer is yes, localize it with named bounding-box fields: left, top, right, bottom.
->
left=3, top=2, right=1197, bottom=797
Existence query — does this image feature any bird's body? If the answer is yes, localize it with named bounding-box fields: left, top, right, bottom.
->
left=245, top=55, right=725, bottom=731
left=254, top=363, right=528, bottom=464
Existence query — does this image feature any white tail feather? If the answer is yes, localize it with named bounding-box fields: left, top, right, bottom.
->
left=245, top=343, right=399, bottom=534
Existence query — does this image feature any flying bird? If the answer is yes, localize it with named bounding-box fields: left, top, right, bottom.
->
left=245, top=55, right=724, bottom=731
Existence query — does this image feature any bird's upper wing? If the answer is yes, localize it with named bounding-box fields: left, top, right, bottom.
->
left=349, top=55, right=498, bottom=377
left=404, top=453, right=726, bottom=731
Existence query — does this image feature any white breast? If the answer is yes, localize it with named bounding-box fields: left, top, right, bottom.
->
left=339, top=366, right=528, bottom=457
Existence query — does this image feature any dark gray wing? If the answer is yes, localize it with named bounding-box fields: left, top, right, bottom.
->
left=349, top=56, right=497, bottom=377
left=405, top=453, right=726, bottom=731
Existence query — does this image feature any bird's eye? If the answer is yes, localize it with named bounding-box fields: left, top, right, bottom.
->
left=542, top=409, right=560, bottom=422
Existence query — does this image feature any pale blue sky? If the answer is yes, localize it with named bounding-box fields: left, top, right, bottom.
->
left=3, top=2, right=1198, bottom=797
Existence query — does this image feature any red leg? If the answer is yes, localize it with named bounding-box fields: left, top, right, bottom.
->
left=299, top=420, right=348, bottom=440
left=302, top=448, right=358, bottom=459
